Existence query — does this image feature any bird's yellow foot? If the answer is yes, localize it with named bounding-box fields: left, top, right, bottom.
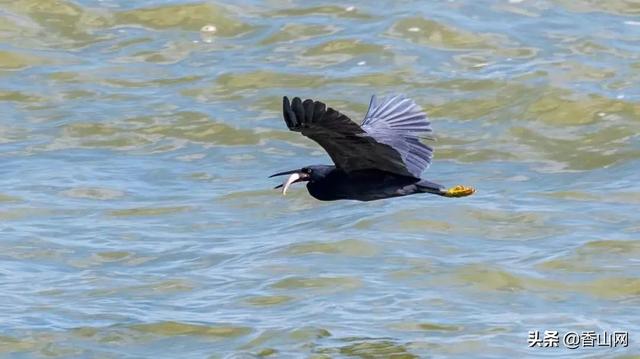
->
left=443, top=185, right=475, bottom=198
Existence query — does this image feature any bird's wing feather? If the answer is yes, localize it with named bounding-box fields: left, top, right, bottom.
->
left=361, top=94, right=433, bottom=177
left=283, top=96, right=416, bottom=177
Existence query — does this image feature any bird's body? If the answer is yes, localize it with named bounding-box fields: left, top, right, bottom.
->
left=301, top=165, right=445, bottom=201
left=271, top=94, right=474, bottom=201
left=306, top=167, right=419, bottom=201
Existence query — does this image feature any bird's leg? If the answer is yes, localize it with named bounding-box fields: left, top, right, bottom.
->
left=417, top=180, right=474, bottom=197
left=442, top=185, right=475, bottom=198
left=416, top=180, right=474, bottom=197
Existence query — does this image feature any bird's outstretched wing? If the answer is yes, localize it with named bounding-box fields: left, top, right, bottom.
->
left=362, top=94, right=433, bottom=177
left=282, top=95, right=432, bottom=178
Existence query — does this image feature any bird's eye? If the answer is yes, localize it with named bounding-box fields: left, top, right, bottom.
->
left=303, top=168, right=311, bottom=174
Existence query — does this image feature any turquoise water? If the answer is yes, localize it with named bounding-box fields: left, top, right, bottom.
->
left=1, top=0, right=639, bottom=357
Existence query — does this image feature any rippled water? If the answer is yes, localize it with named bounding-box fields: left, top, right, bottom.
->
left=1, top=0, right=639, bottom=357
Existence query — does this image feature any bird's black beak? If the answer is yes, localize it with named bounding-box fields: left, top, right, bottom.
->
left=269, top=169, right=300, bottom=178
left=270, top=169, right=310, bottom=195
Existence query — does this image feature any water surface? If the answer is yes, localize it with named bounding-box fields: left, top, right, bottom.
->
left=1, top=0, right=639, bottom=357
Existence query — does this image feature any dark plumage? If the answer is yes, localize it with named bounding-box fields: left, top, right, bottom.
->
left=271, top=94, right=474, bottom=201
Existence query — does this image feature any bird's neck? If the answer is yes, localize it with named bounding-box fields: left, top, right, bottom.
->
left=306, top=167, right=346, bottom=201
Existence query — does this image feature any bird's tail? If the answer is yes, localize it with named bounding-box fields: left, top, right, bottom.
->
left=416, top=180, right=446, bottom=195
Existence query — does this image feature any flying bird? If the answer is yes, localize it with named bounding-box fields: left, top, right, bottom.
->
left=270, top=94, right=474, bottom=201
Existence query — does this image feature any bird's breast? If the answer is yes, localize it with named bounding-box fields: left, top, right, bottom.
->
left=307, top=170, right=419, bottom=201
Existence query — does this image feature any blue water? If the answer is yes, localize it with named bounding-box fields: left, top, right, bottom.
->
left=1, top=0, right=639, bottom=357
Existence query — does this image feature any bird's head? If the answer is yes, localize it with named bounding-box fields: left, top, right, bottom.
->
left=270, top=165, right=333, bottom=195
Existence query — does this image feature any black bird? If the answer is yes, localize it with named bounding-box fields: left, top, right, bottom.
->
left=270, top=94, right=474, bottom=201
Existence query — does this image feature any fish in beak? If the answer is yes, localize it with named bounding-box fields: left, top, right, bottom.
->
left=269, top=169, right=310, bottom=195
